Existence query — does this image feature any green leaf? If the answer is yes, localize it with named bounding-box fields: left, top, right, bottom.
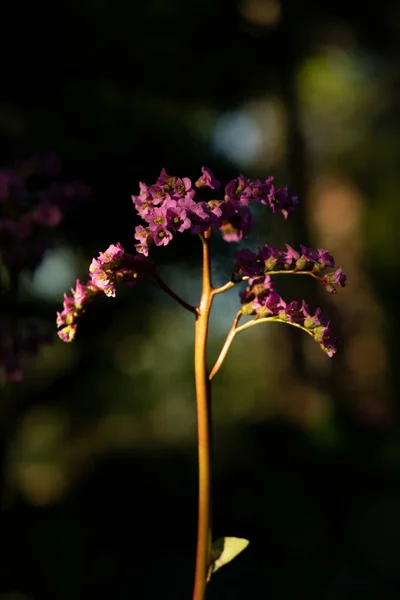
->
left=207, top=537, right=250, bottom=581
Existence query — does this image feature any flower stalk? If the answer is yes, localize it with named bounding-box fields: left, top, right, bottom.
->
left=54, top=166, right=347, bottom=594
left=192, top=229, right=213, bottom=600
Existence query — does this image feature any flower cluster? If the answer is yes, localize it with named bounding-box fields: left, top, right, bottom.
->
left=0, top=322, right=53, bottom=382
left=89, top=243, right=153, bottom=297
left=57, top=245, right=154, bottom=342
left=239, top=275, right=338, bottom=356
left=56, top=167, right=345, bottom=358
left=132, top=167, right=298, bottom=255
left=234, top=243, right=346, bottom=355
left=0, top=155, right=90, bottom=271
left=234, top=244, right=346, bottom=294
left=56, top=280, right=102, bottom=343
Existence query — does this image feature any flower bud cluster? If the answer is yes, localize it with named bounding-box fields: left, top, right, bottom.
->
left=239, top=275, right=338, bottom=356
left=234, top=244, right=346, bottom=294
left=57, top=245, right=153, bottom=341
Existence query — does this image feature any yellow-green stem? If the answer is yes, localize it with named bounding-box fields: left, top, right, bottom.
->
left=192, top=230, right=213, bottom=600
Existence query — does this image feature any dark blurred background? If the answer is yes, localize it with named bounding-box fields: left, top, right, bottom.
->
left=1, top=0, right=400, bottom=598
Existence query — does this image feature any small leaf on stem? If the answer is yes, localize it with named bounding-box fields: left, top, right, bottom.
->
left=207, top=537, right=250, bottom=581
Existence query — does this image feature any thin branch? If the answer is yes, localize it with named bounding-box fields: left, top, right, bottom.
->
left=211, top=269, right=325, bottom=297
left=211, top=280, right=237, bottom=296
left=209, top=311, right=242, bottom=381
left=235, top=315, right=315, bottom=339
left=265, top=269, right=322, bottom=282
left=209, top=314, right=316, bottom=382
left=153, top=273, right=199, bottom=315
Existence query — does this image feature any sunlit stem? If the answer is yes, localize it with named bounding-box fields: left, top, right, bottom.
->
left=212, top=280, right=236, bottom=295
left=192, top=229, right=213, bottom=600
left=209, top=311, right=242, bottom=381
left=235, top=315, right=315, bottom=338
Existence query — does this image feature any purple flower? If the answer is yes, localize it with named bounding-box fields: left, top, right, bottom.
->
left=258, top=245, right=283, bottom=270
left=134, top=227, right=153, bottom=256
left=134, top=225, right=152, bottom=243
left=89, top=266, right=115, bottom=297
left=147, top=206, right=168, bottom=231
left=300, top=244, right=319, bottom=262
left=284, top=244, right=300, bottom=266
left=248, top=273, right=275, bottom=289
left=56, top=309, right=69, bottom=328
left=195, top=167, right=220, bottom=191
left=207, top=200, right=223, bottom=219
left=174, top=177, right=192, bottom=197
left=316, top=249, right=335, bottom=268
left=254, top=291, right=285, bottom=317
left=56, top=277, right=110, bottom=341
left=58, top=324, right=78, bottom=343
left=177, top=196, right=197, bottom=212
left=313, top=324, right=338, bottom=357
left=224, top=175, right=252, bottom=208
left=166, top=205, right=191, bottom=233
left=297, top=302, right=337, bottom=355
left=135, top=242, right=150, bottom=256
left=132, top=192, right=154, bottom=218
left=265, top=292, right=285, bottom=315
left=280, top=300, right=301, bottom=323
left=71, top=279, right=87, bottom=308
left=220, top=206, right=252, bottom=242
left=300, top=301, right=325, bottom=328
left=187, top=202, right=212, bottom=235
left=98, top=242, right=125, bottom=264
left=239, top=274, right=276, bottom=306
left=234, top=248, right=260, bottom=277
left=322, top=268, right=347, bottom=294
left=333, top=268, right=347, bottom=286
left=166, top=174, right=195, bottom=201
left=149, top=185, right=171, bottom=206
left=251, top=176, right=275, bottom=205
left=152, top=226, right=173, bottom=247
left=89, top=243, right=126, bottom=296
left=156, top=168, right=170, bottom=186
left=271, top=185, right=299, bottom=219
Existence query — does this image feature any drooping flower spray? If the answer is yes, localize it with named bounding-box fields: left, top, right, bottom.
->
left=57, top=167, right=346, bottom=599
